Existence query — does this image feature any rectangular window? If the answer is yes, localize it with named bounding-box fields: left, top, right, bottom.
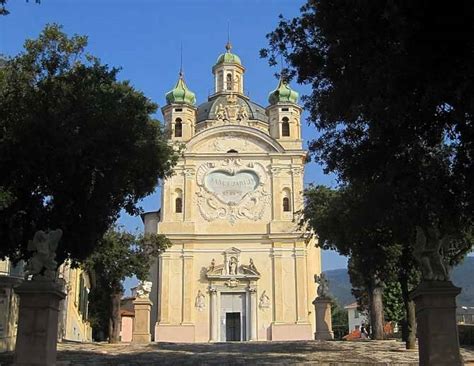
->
left=175, top=108, right=183, bottom=112
left=281, top=108, right=289, bottom=111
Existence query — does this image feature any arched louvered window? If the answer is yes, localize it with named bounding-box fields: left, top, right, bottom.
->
left=283, top=197, right=291, bottom=212
left=282, top=117, right=290, bottom=137
left=226, top=73, right=233, bottom=90
left=175, top=197, right=183, bottom=213
left=175, top=118, right=182, bottom=137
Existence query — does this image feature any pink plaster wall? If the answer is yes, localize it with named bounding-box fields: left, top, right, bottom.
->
left=120, top=316, right=134, bottom=342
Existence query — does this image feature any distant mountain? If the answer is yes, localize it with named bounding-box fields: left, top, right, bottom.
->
left=324, top=268, right=356, bottom=306
left=452, top=256, right=474, bottom=306
left=324, top=256, right=474, bottom=307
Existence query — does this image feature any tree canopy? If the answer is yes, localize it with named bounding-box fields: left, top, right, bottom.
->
left=264, top=0, right=473, bottom=273
left=0, top=24, right=177, bottom=264
left=84, top=228, right=171, bottom=342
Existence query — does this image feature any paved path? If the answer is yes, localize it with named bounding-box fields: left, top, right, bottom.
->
left=1, top=340, right=473, bottom=365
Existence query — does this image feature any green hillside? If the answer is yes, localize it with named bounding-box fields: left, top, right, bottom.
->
left=324, top=256, right=474, bottom=307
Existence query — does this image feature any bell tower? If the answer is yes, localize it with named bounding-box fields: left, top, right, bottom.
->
left=266, top=77, right=302, bottom=149
left=162, top=72, right=197, bottom=142
left=212, top=42, right=245, bottom=95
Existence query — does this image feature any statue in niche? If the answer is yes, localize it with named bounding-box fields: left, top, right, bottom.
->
left=195, top=290, right=205, bottom=311
left=229, top=256, right=238, bottom=275
left=25, top=229, right=62, bottom=281
left=413, top=225, right=449, bottom=281
left=136, top=280, right=152, bottom=298
left=259, top=290, right=270, bottom=309
left=314, top=273, right=330, bottom=298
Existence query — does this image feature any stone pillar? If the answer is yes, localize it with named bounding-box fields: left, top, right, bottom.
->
left=14, top=280, right=66, bottom=366
left=313, top=297, right=334, bottom=340
left=181, top=253, right=194, bottom=324
left=295, top=250, right=308, bottom=323
left=132, top=297, right=153, bottom=343
left=209, top=287, right=218, bottom=342
left=249, top=287, right=257, bottom=341
left=410, top=281, right=462, bottom=366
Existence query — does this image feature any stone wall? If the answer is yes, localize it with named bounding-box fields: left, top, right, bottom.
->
left=459, top=324, right=474, bottom=345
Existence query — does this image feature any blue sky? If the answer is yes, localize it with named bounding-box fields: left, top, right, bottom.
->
left=1, top=0, right=348, bottom=290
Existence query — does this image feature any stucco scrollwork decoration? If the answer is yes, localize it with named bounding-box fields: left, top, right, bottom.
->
left=196, top=158, right=270, bottom=224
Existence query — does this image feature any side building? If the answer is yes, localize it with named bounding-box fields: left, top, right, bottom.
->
left=0, top=258, right=92, bottom=352
left=144, top=43, right=321, bottom=342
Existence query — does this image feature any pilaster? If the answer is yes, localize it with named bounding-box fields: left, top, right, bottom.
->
left=181, top=252, right=194, bottom=324
left=209, top=287, right=218, bottom=342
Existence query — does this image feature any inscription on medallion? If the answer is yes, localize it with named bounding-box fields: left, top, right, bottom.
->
left=205, top=170, right=259, bottom=204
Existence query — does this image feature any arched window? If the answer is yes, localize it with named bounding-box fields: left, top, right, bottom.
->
left=226, top=73, right=233, bottom=91
left=283, top=197, right=291, bottom=212
left=175, top=197, right=183, bottom=213
left=282, top=188, right=291, bottom=212
left=227, top=149, right=238, bottom=153
left=282, top=117, right=290, bottom=137
left=174, top=118, right=182, bottom=137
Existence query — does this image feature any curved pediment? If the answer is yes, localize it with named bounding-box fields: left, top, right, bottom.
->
left=186, top=126, right=284, bottom=154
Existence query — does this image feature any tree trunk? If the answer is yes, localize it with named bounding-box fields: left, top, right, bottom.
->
left=400, top=273, right=417, bottom=349
left=109, top=291, right=122, bottom=343
left=369, top=279, right=385, bottom=340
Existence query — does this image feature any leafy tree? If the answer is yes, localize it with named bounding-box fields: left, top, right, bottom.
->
left=85, top=227, right=171, bottom=343
left=303, top=184, right=402, bottom=339
left=1, top=0, right=40, bottom=15
left=331, top=301, right=348, bottom=340
left=383, top=281, right=404, bottom=324
left=265, top=1, right=473, bottom=352
left=0, top=24, right=177, bottom=265
left=264, top=0, right=472, bottom=261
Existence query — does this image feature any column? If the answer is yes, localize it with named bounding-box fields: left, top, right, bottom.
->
left=249, top=287, right=258, bottom=341
left=14, top=280, right=66, bottom=366
left=209, top=287, right=218, bottom=342
left=184, top=167, right=195, bottom=221
left=271, top=167, right=282, bottom=221
left=295, top=249, right=308, bottom=323
left=272, top=250, right=284, bottom=322
left=313, top=297, right=334, bottom=340
left=181, top=253, right=194, bottom=324
left=132, top=296, right=153, bottom=343
left=158, top=253, right=171, bottom=324
left=410, top=280, right=462, bottom=366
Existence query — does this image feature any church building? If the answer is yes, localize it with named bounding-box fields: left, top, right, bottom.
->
left=143, top=42, right=321, bottom=342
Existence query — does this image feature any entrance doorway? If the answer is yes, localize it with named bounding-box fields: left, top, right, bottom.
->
left=225, top=312, right=241, bottom=341
left=220, top=292, right=246, bottom=341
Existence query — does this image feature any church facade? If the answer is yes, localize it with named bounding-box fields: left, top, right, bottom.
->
left=143, top=43, right=321, bottom=342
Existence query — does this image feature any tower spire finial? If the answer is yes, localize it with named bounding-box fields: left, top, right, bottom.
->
left=179, top=42, right=183, bottom=77
left=226, top=21, right=232, bottom=52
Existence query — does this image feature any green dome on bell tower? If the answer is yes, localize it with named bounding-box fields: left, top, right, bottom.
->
left=268, top=77, right=299, bottom=105
left=165, top=72, right=196, bottom=105
left=214, top=41, right=242, bottom=66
